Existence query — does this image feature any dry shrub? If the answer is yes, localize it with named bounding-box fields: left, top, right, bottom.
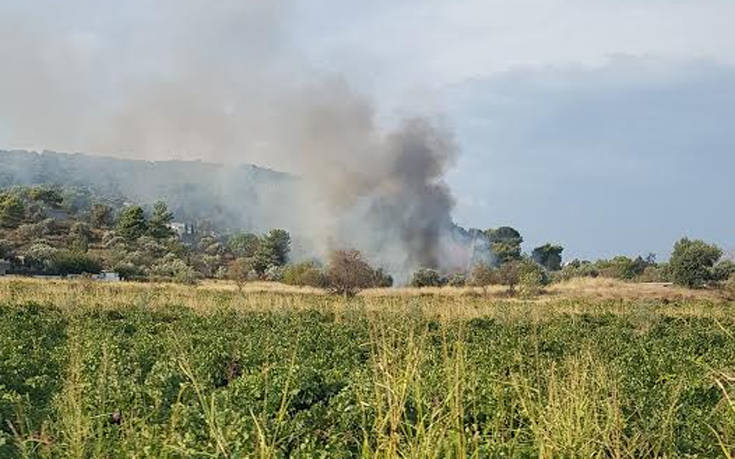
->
left=325, top=249, right=391, bottom=296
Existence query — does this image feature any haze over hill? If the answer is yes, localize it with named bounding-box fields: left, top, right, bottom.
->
left=0, top=149, right=297, bottom=234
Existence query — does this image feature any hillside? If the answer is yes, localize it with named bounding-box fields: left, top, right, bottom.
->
left=0, top=150, right=297, bottom=232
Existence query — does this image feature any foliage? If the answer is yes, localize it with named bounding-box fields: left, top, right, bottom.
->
left=227, top=233, right=261, bottom=258
left=325, top=249, right=382, bottom=296
left=725, top=274, right=735, bottom=296
left=447, top=272, right=466, bottom=287
left=147, top=201, right=175, bottom=240
left=2, top=288, right=735, bottom=456
left=50, top=250, right=102, bottom=275
left=29, top=186, right=64, bottom=207
left=282, top=261, right=327, bottom=287
left=669, top=238, right=722, bottom=288
left=116, top=206, right=148, bottom=241
left=485, top=226, right=523, bottom=264
left=89, top=203, right=113, bottom=228
left=0, top=194, right=25, bottom=228
left=227, top=257, right=254, bottom=290
left=532, top=243, right=564, bottom=271
left=518, top=263, right=546, bottom=297
left=712, top=260, right=735, bottom=282
left=410, top=268, right=446, bottom=287
left=468, top=263, right=496, bottom=287
left=253, top=229, right=291, bottom=274
left=149, top=255, right=199, bottom=284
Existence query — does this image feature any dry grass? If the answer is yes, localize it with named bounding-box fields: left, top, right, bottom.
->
left=0, top=276, right=730, bottom=324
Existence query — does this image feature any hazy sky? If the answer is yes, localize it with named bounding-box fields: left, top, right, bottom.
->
left=1, top=0, right=733, bottom=260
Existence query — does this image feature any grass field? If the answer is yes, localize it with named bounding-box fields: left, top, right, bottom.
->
left=1, top=277, right=735, bottom=457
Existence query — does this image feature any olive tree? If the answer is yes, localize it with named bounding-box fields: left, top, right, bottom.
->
left=669, top=238, right=722, bottom=288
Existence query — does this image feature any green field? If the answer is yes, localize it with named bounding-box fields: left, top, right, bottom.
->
left=1, top=279, right=735, bottom=457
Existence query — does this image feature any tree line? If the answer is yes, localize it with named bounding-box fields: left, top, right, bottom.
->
left=0, top=185, right=733, bottom=295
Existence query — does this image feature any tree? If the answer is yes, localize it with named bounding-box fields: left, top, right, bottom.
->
left=51, top=250, right=102, bottom=275
left=0, top=194, right=25, bottom=228
left=669, top=238, right=722, bottom=288
left=282, top=261, right=327, bottom=287
left=90, top=204, right=113, bottom=228
left=711, top=260, right=735, bottom=282
left=228, top=257, right=254, bottom=292
left=68, top=222, right=92, bottom=252
left=228, top=233, right=261, bottom=258
left=29, top=187, right=63, bottom=207
left=531, top=243, right=564, bottom=271
left=253, top=229, right=291, bottom=274
left=148, top=201, right=175, bottom=240
left=469, top=264, right=495, bottom=288
left=116, top=206, right=147, bottom=241
left=496, top=261, right=522, bottom=295
left=485, top=226, right=523, bottom=264
left=410, top=268, right=445, bottom=287
left=325, top=249, right=381, bottom=297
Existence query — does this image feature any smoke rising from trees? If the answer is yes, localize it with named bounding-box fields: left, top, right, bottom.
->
left=0, top=1, right=474, bottom=278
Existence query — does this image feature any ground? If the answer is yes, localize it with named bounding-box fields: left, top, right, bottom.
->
left=1, top=277, right=734, bottom=457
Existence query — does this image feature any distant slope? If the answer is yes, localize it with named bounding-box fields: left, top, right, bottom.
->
left=0, top=150, right=298, bottom=232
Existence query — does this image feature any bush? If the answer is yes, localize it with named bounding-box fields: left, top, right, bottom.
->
left=228, top=257, right=254, bottom=290
left=518, top=269, right=544, bottom=298
left=712, top=260, right=735, bottom=282
left=263, top=265, right=284, bottom=282
left=725, top=274, right=735, bottom=296
left=149, top=254, right=199, bottom=284
left=282, top=262, right=327, bottom=288
left=468, top=264, right=496, bottom=287
left=371, top=268, right=394, bottom=288
left=325, top=249, right=383, bottom=296
left=410, top=268, right=445, bottom=288
left=638, top=265, right=669, bottom=283
left=517, top=261, right=547, bottom=297
left=51, top=250, right=102, bottom=275
left=113, top=262, right=145, bottom=280
left=669, top=238, right=722, bottom=288
left=447, top=272, right=466, bottom=287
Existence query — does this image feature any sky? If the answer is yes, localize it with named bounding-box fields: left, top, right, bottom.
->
left=1, top=0, right=733, bottom=260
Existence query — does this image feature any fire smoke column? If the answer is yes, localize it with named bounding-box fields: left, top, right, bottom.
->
left=371, top=119, right=458, bottom=271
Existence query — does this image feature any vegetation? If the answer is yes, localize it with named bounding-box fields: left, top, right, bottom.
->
left=324, top=249, right=392, bottom=296
left=669, top=238, right=723, bottom=288
left=1, top=279, right=735, bottom=456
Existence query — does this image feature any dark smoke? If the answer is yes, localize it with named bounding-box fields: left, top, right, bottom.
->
left=0, top=1, right=487, bottom=281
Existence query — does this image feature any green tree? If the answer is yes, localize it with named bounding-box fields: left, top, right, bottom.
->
left=531, top=243, right=564, bottom=271
left=148, top=201, right=175, bottom=240
left=116, top=206, right=148, bottom=241
left=90, top=204, right=113, bottom=228
left=0, top=194, right=25, bottom=228
left=51, top=250, right=102, bottom=275
left=68, top=222, right=92, bottom=252
left=410, top=268, right=445, bottom=287
left=669, top=238, right=722, bottom=288
left=253, top=229, right=291, bottom=273
left=711, top=259, right=735, bottom=282
left=29, top=187, right=63, bottom=207
left=228, top=232, right=261, bottom=258
left=485, top=226, right=523, bottom=264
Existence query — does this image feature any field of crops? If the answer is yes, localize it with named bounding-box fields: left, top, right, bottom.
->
left=2, top=278, right=735, bottom=457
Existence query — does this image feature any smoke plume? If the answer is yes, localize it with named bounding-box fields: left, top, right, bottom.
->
left=0, top=1, right=477, bottom=279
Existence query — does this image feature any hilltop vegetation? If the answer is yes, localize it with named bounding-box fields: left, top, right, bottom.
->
left=0, top=150, right=296, bottom=232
